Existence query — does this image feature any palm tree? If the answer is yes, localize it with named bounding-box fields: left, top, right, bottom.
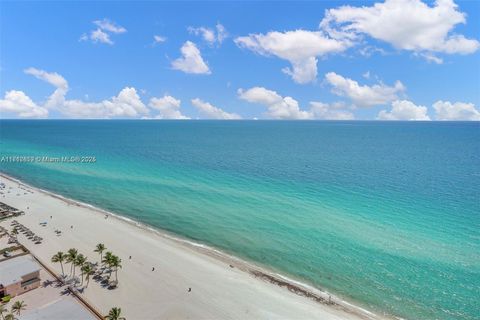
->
left=101, top=252, right=114, bottom=279
left=4, top=313, right=16, bottom=320
left=75, top=254, right=87, bottom=285
left=66, top=248, right=78, bottom=277
left=0, top=305, right=7, bottom=320
left=102, top=251, right=113, bottom=267
left=81, top=263, right=95, bottom=288
left=94, top=243, right=106, bottom=263
left=110, top=255, right=122, bottom=283
left=105, top=307, right=125, bottom=320
left=51, top=251, right=66, bottom=276
left=11, top=301, right=26, bottom=316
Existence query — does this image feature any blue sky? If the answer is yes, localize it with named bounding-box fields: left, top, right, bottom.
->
left=1, top=0, right=479, bottom=120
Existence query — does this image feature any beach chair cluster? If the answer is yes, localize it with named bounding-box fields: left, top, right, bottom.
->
left=10, top=220, right=43, bottom=244
left=0, top=202, right=24, bottom=220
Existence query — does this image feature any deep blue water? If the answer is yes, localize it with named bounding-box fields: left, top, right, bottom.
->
left=0, top=120, right=479, bottom=320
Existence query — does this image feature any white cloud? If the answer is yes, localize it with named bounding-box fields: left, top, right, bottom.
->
left=153, top=35, right=167, bottom=44
left=24, top=67, right=68, bottom=108
left=358, top=45, right=387, bottom=57
left=11, top=68, right=149, bottom=119
left=80, top=19, right=126, bottom=45
left=377, top=100, right=430, bottom=120
left=320, top=0, right=479, bottom=61
left=325, top=72, right=405, bottom=107
left=172, top=41, right=211, bottom=74
left=188, top=23, right=228, bottom=45
left=216, top=23, right=228, bottom=44
left=309, top=102, right=355, bottom=120
left=238, top=87, right=311, bottom=119
left=191, top=98, right=241, bottom=119
left=238, top=86, right=354, bottom=120
left=420, top=52, right=444, bottom=64
left=90, top=29, right=113, bottom=44
left=189, top=27, right=215, bottom=44
left=61, top=87, right=148, bottom=118
left=79, top=33, right=88, bottom=42
left=149, top=95, right=189, bottom=119
left=433, top=101, right=480, bottom=120
left=24, top=67, right=68, bottom=89
left=0, top=90, right=48, bottom=118
left=93, top=19, right=126, bottom=34
left=235, top=30, right=351, bottom=84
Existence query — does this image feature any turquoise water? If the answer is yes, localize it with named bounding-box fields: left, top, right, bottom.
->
left=0, top=120, right=479, bottom=320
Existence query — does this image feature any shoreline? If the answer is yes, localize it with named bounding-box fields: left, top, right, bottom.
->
left=0, top=171, right=390, bottom=320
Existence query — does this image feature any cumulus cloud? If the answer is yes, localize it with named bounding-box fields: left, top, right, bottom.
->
left=188, top=23, right=228, bottom=45
left=191, top=98, right=241, bottom=119
left=148, top=95, right=189, bottom=119
left=0, top=90, right=48, bottom=118
left=24, top=67, right=68, bottom=108
left=172, top=41, right=211, bottom=74
left=325, top=72, right=405, bottom=107
left=3, top=68, right=149, bottom=119
left=320, top=0, right=479, bottom=62
left=433, top=101, right=480, bottom=120
left=238, top=87, right=311, bottom=119
left=238, top=86, right=354, bottom=120
left=309, top=102, right=355, bottom=120
left=80, top=18, right=126, bottom=45
left=235, top=30, right=351, bottom=84
left=377, top=100, right=430, bottom=120
left=61, top=87, right=148, bottom=118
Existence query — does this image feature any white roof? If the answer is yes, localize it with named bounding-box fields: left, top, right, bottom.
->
left=20, top=298, right=97, bottom=320
left=0, top=255, right=41, bottom=287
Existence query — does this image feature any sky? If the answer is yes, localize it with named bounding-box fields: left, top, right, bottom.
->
left=1, top=0, right=479, bottom=120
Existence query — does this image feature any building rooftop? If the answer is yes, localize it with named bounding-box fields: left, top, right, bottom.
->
left=0, top=255, right=41, bottom=287
left=20, top=298, right=97, bottom=320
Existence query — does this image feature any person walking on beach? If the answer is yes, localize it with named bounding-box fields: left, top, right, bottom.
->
left=152, top=267, right=155, bottom=271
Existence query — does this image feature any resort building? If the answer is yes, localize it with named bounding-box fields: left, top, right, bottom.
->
left=0, top=255, right=41, bottom=298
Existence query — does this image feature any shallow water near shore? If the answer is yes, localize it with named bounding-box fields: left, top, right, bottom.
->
left=1, top=120, right=479, bottom=320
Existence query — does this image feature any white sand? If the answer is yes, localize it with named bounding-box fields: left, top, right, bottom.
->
left=0, top=175, right=385, bottom=320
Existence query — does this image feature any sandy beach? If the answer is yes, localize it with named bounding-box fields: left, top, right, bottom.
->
left=0, top=174, right=384, bottom=320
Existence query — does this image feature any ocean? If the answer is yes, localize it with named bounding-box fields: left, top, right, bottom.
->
left=0, top=120, right=479, bottom=320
